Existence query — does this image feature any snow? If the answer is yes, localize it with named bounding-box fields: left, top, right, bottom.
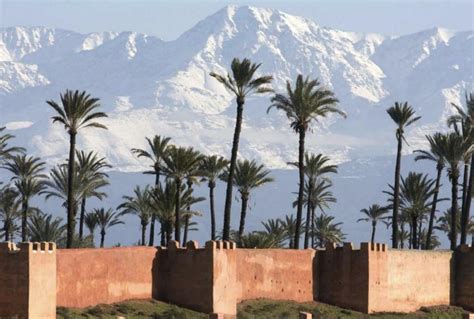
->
left=0, top=6, right=472, bottom=172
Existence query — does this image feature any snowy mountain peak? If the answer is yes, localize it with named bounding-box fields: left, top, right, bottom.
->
left=0, top=5, right=472, bottom=170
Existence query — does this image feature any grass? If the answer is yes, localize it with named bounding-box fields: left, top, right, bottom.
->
left=57, top=299, right=469, bottom=318
left=238, top=299, right=469, bottom=319
left=56, top=299, right=207, bottom=319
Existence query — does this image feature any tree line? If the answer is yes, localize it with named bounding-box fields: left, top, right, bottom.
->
left=0, top=58, right=472, bottom=250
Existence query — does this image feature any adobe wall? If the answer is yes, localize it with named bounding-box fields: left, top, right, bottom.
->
left=56, top=246, right=157, bottom=308
left=369, top=248, right=453, bottom=313
left=155, top=241, right=214, bottom=313
left=235, top=249, right=316, bottom=303
left=0, top=242, right=56, bottom=318
left=455, top=245, right=474, bottom=311
left=318, top=243, right=370, bottom=313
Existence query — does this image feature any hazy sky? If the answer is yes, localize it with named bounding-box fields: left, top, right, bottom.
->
left=1, top=0, right=473, bottom=40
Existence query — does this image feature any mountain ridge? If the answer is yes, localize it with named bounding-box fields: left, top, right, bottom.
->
left=0, top=5, right=473, bottom=171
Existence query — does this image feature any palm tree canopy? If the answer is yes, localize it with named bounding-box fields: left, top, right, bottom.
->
left=161, top=146, right=204, bottom=182
left=28, top=213, right=66, bottom=242
left=313, top=214, right=345, bottom=248
left=386, top=102, right=421, bottom=139
left=131, top=135, right=171, bottom=173
left=436, top=132, right=474, bottom=175
left=210, top=58, right=273, bottom=101
left=46, top=90, right=107, bottom=135
left=0, top=186, right=21, bottom=223
left=199, top=155, right=229, bottom=186
left=357, top=204, right=390, bottom=223
left=0, top=127, right=25, bottom=162
left=414, top=133, right=446, bottom=170
left=117, top=186, right=152, bottom=226
left=94, top=208, right=124, bottom=232
left=293, top=178, right=336, bottom=212
left=239, top=231, right=284, bottom=248
left=84, top=212, right=98, bottom=233
left=268, top=74, right=345, bottom=133
left=42, top=163, right=108, bottom=205
left=3, top=155, right=46, bottom=198
left=447, top=92, right=474, bottom=139
left=221, top=159, right=274, bottom=197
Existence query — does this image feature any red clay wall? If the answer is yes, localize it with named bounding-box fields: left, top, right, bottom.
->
left=455, top=245, right=474, bottom=311
left=56, top=246, right=157, bottom=308
left=235, top=249, right=316, bottom=303
left=155, top=241, right=214, bottom=313
left=318, top=243, right=370, bottom=313
left=369, top=248, right=453, bottom=313
left=0, top=242, right=56, bottom=318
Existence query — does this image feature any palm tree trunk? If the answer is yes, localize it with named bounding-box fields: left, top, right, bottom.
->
left=461, top=163, right=469, bottom=231
left=400, top=222, right=405, bottom=249
left=451, top=170, right=460, bottom=250
left=79, top=197, right=86, bottom=240
left=412, top=216, right=418, bottom=249
left=294, top=129, right=306, bottom=249
left=426, top=166, right=442, bottom=249
left=304, top=180, right=313, bottom=249
left=174, top=178, right=182, bottom=243
left=66, top=132, right=77, bottom=248
left=461, top=155, right=474, bottom=244
left=311, top=206, right=315, bottom=248
left=4, top=222, right=9, bottom=241
left=100, top=230, right=105, bottom=248
left=371, top=221, right=376, bottom=245
left=392, top=135, right=403, bottom=248
left=209, top=184, right=216, bottom=240
left=149, top=171, right=160, bottom=246
left=21, top=198, right=28, bottom=242
left=238, top=194, right=249, bottom=242
left=182, top=216, right=189, bottom=246
left=166, top=221, right=172, bottom=245
left=160, top=221, right=165, bottom=246
left=223, top=98, right=244, bottom=241
left=141, top=223, right=146, bottom=246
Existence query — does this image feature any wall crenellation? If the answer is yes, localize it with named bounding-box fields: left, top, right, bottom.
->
left=1, top=241, right=473, bottom=317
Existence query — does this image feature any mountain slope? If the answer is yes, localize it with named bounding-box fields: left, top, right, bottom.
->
left=0, top=5, right=473, bottom=171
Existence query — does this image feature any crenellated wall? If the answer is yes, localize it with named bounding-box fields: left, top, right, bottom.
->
left=0, top=242, right=56, bottom=318
left=235, top=248, right=316, bottom=303
left=456, top=245, right=474, bottom=311
left=0, top=240, right=473, bottom=318
left=56, top=246, right=157, bottom=308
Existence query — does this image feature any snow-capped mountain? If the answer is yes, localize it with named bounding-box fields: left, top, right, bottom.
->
left=1, top=5, right=472, bottom=171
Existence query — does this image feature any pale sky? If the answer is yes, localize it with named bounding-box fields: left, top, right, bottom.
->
left=1, top=0, right=473, bottom=40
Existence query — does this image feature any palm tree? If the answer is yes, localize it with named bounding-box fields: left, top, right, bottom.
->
left=181, top=182, right=205, bottom=246
left=0, top=186, right=20, bottom=241
left=222, top=159, right=274, bottom=242
left=293, top=178, right=337, bottom=248
left=149, top=181, right=176, bottom=245
left=448, top=93, right=474, bottom=245
left=42, top=163, right=107, bottom=235
left=280, top=214, right=301, bottom=249
left=210, top=58, right=273, bottom=241
left=386, top=102, right=421, bottom=248
left=76, top=150, right=110, bottom=240
left=0, top=127, right=25, bottom=163
left=94, top=208, right=123, bottom=248
left=414, top=133, right=446, bottom=249
left=118, top=186, right=152, bottom=246
left=161, top=146, right=203, bottom=243
left=268, top=75, right=344, bottom=249
left=131, top=135, right=171, bottom=246
left=239, top=231, right=284, bottom=249
left=3, top=155, right=46, bottom=241
left=199, top=155, right=228, bottom=240
left=84, top=212, right=98, bottom=244
left=260, top=218, right=286, bottom=247
left=357, top=204, right=390, bottom=244
left=299, top=153, right=337, bottom=249
left=436, top=132, right=474, bottom=249
left=28, top=213, right=66, bottom=242
left=47, top=90, right=107, bottom=248
left=312, top=214, right=345, bottom=248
